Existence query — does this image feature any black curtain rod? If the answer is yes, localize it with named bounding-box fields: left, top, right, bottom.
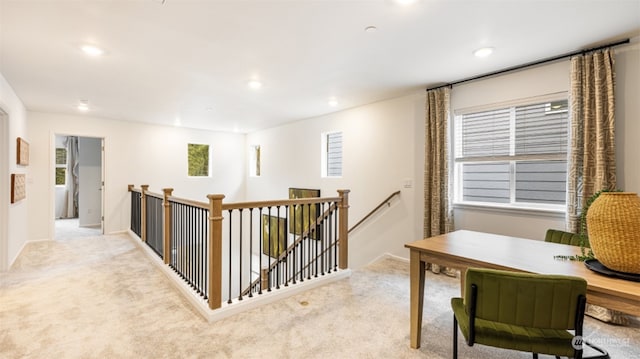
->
left=426, top=38, right=630, bottom=92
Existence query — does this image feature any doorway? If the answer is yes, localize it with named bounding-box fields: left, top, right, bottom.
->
left=54, top=135, right=104, bottom=239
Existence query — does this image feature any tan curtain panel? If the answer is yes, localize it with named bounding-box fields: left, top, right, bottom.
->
left=424, top=87, right=453, bottom=238
left=567, top=49, right=617, bottom=232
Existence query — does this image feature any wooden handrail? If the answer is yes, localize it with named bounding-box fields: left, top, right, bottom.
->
left=348, top=190, right=401, bottom=233
left=222, top=197, right=341, bottom=211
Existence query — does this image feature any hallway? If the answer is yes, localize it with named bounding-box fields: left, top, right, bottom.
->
left=55, top=218, right=101, bottom=240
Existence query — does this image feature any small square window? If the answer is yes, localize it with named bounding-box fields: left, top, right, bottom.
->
left=321, top=131, right=342, bottom=178
left=55, top=168, right=66, bottom=186
left=250, top=145, right=261, bottom=177
left=188, top=143, right=210, bottom=177
left=55, top=147, right=67, bottom=185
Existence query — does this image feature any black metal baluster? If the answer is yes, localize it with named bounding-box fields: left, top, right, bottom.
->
left=204, top=207, right=209, bottom=300
left=328, top=202, right=333, bottom=273
left=238, top=209, right=243, bottom=301
left=299, top=203, right=304, bottom=283
left=189, top=205, right=194, bottom=288
left=259, top=207, right=263, bottom=295
left=320, top=202, right=325, bottom=276
left=292, top=203, right=297, bottom=285
left=334, top=201, right=338, bottom=271
left=228, top=210, right=233, bottom=304
left=283, top=205, right=289, bottom=287
left=266, top=207, right=272, bottom=292
left=275, top=206, right=281, bottom=290
left=198, top=207, right=203, bottom=295
left=307, top=203, right=312, bottom=281
left=248, top=208, right=254, bottom=297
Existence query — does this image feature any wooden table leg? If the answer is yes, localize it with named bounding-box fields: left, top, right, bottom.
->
left=410, top=249, right=426, bottom=349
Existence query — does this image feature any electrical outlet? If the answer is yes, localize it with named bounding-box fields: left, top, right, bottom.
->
left=403, top=178, right=413, bottom=188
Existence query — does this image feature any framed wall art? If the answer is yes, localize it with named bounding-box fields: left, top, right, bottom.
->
left=262, top=214, right=287, bottom=258
left=288, top=188, right=322, bottom=240
left=16, top=137, right=29, bottom=166
left=11, top=174, right=26, bottom=203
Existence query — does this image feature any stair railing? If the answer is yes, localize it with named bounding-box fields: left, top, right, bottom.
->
left=349, top=190, right=401, bottom=233
left=128, top=185, right=350, bottom=311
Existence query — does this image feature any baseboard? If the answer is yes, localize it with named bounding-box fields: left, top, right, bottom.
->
left=126, top=230, right=351, bottom=323
left=206, top=269, right=351, bottom=323
left=9, top=237, right=53, bottom=270
left=365, top=252, right=409, bottom=267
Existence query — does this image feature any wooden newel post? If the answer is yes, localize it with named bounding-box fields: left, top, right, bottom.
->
left=140, top=185, right=149, bottom=242
left=127, top=184, right=134, bottom=192
left=207, top=194, right=225, bottom=310
left=337, top=189, right=350, bottom=269
left=162, top=188, right=174, bottom=265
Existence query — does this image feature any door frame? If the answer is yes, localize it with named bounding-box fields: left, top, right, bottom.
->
left=50, top=133, right=105, bottom=239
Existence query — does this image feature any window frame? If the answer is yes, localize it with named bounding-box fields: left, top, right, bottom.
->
left=321, top=131, right=343, bottom=178
left=452, top=93, right=569, bottom=213
left=187, top=143, right=211, bottom=178
left=249, top=144, right=261, bottom=177
left=55, top=147, right=67, bottom=186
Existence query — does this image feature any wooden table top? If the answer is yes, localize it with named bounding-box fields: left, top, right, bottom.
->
left=405, top=230, right=640, bottom=303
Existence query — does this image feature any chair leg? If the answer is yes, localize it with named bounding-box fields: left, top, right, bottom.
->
left=532, top=353, right=538, bottom=359
left=453, top=315, right=458, bottom=359
left=583, top=340, right=609, bottom=359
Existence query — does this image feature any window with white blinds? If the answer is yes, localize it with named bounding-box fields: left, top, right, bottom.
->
left=322, top=131, right=342, bottom=177
left=454, top=96, right=568, bottom=208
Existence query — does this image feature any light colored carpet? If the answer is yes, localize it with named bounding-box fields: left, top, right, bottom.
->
left=1, top=234, right=639, bottom=358
left=55, top=218, right=102, bottom=239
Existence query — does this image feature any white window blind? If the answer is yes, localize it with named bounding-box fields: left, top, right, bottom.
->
left=455, top=97, right=568, bottom=207
left=324, top=132, right=342, bottom=177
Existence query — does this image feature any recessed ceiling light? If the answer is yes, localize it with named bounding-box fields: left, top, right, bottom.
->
left=248, top=80, right=262, bottom=90
left=80, top=44, right=104, bottom=57
left=473, top=47, right=494, bottom=58
left=77, top=100, right=90, bottom=112
left=328, top=98, right=338, bottom=107
left=365, top=26, right=378, bottom=33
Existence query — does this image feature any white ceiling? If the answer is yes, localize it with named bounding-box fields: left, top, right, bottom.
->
left=1, top=0, right=639, bottom=133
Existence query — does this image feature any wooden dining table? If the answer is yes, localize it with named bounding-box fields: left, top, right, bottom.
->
left=405, top=230, right=640, bottom=349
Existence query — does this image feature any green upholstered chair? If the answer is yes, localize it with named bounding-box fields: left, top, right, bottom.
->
left=544, top=229, right=590, bottom=248
left=545, top=228, right=628, bottom=328
left=451, top=268, right=588, bottom=359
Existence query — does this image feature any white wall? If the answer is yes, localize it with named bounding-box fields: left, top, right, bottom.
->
left=615, top=44, right=640, bottom=193
left=246, top=92, right=426, bottom=269
left=0, top=72, right=28, bottom=270
left=28, top=112, right=246, bottom=241
left=246, top=42, right=640, bottom=267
